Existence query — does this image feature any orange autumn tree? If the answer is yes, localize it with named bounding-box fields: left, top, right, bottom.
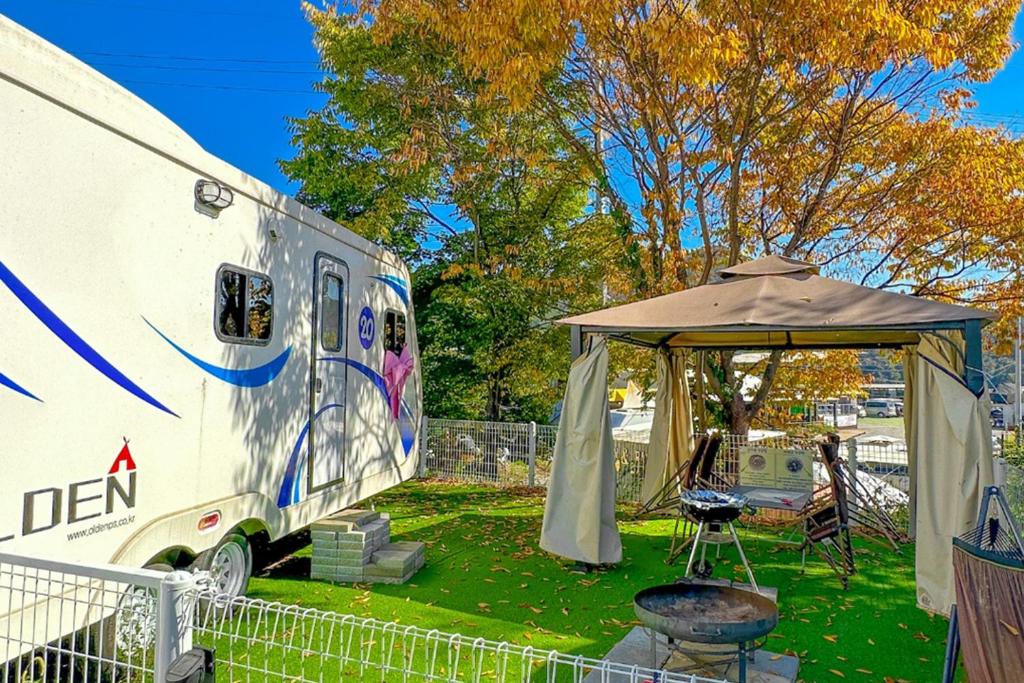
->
left=358, top=0, right=1024, bottom=431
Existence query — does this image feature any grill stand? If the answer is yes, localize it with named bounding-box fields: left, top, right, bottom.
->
left=684, top=520, right=759, bottom=593
left=649, top=633, right=761, bottom=683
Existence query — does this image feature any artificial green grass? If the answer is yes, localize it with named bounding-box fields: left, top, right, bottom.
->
left=251, top=481, right=952, bottom=683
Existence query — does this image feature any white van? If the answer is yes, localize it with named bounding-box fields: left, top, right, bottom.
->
left=0, top=16, right=422, bottom=596
left=863, top=399, right=899, bottom=418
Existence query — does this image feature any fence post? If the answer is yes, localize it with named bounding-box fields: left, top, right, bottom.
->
left=994, top=456, right=1008, bottom=489
left=528, top=421, right=537, bottom=487
left=418, top=417, right=429, bottom=478
left=154, top=570, right=195, bottom=682
left=845, top=437, right=859, bottom=527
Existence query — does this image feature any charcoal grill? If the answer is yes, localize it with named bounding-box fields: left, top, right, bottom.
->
left=634, top=582, right=779, bottom=683
left=679, top=490, right=759, bottom=590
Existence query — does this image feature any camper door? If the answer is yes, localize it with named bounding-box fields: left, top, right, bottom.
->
left=309, top=255, right=349, bottom=492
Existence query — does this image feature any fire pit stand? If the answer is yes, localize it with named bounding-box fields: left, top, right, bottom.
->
left=634, top=582, right=780, bottom=683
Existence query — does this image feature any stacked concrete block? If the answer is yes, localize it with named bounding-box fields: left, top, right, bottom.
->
left=310, top=509, right=424, bottom=584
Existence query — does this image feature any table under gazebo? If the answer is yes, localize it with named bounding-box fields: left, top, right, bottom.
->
left=539, top=255, right=995, bottom=615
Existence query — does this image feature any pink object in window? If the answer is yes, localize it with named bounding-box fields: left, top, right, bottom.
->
left=383, top=344, right=414, bottom=419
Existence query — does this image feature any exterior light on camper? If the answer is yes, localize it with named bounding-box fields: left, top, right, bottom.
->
left=197, top=510, right=222, bottom=534
left=194, top=179, right=234, bottom=217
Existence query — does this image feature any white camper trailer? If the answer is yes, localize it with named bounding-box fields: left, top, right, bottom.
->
left=0, top=16, right=422, bottom=596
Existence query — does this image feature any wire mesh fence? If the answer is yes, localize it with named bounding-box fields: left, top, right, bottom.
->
left=1003, top=461, right=1024, bottom=525
left=0, top=551, right=726, bottom=683
left=422, top=419, right=651, bottom=502
left=0, top=553, right=174, bottom=683
left=190, top=592, right=723, bottom=683
left=420, top=417, right=918, bottom=532
left=422, top=419, right=536, bottom=487
left=850, top=440, right=910, bottom=494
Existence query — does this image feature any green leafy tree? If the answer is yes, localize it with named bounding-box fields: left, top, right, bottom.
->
left=283, top=10, right=620, bottom=421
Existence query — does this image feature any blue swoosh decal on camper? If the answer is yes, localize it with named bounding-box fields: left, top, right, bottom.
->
left=319, top=357, right=416, bottom=456
left=0, top=372, right=42, bottom=402
left=370, top=274, right=409, bottom=305
left=144, top=318, right=291, bottom=388
left=0, top=259, right=178, bottom=417
left=277, top=359, right=416, bottom=507
left=277, top=402, right=344, bottom=507
left=321, top=357, right=390, bottom=402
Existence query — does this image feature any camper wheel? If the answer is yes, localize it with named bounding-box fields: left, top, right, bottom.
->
left=200, top=533, right=252, bottom=598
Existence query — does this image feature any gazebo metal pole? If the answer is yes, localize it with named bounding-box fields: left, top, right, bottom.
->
left=964, top=319, right=984, bottom=395
left=695, top=351, right=707, bottom=432
left=570, top=325, right=583, bottom=360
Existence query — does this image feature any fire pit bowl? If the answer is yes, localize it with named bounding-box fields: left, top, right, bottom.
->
left=633, top=583, right=778, bottom=645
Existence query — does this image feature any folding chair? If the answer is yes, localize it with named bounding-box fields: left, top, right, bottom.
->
left=798, top=437, right=856, bottom=589
left=843, top=468, right=908, bottom=552
left=666, top=435, right=724, bottom=565
left=636, top=434, right=713, bottom=516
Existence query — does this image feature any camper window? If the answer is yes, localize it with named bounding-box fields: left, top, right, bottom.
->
left=383, top=310, right=406, bottom=354
left=321, top=273, right=344, bottom=352
left=216, top=266, right=273, bottom=344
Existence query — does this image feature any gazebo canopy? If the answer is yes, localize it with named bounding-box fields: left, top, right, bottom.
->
left=560, top=255, right=995, bottom=352
left=550, top=254, right=997, bottom=614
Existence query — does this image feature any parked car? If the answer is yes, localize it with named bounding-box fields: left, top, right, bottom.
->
left=864, top=399, right=900, bottom=418
left=991, top=407, right=1006, bottom=429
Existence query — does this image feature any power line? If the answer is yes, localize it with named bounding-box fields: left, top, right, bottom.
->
left=118, top=78, right=322, bottom=95
left=88, top=61, right=323, bottom=75
left=77, top=50, right=319, bottom=66
left=41, top=0, right=287, bottom=19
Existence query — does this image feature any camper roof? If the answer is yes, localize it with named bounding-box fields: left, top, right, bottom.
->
left=0, top=16, right=405, bottom=271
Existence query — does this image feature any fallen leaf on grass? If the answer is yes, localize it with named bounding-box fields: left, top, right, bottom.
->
left=1000, top=620, right=1021, bottom=636
left=828, top=670, right=845, bottom=678
left=855, top=668, right=872, bottom=675
left=823, top=634, right=838, bottom=643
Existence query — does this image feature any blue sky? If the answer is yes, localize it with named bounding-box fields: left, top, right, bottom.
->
left=3, top=1, right=1022, bottom=197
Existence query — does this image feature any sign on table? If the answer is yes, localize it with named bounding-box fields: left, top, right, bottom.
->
left=738, top=446, right=814, bottom=491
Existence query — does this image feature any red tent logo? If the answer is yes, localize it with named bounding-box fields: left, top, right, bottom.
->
left=109, top=439, right=137, bottom=474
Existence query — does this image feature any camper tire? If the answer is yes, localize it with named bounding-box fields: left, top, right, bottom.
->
left=200, top=533, right=253, bottom=599
left=99, top=563, right=173, bottom=660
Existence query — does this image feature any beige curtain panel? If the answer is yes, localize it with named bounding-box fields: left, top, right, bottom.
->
left=905, top=333, right=993, bottom=614
left=642, top=348, right=694, bottom=502
left=540, top=336, right=622, bottom=565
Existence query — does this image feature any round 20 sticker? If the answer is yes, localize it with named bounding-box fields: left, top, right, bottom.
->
left=358, top=306, right=375, bottom=349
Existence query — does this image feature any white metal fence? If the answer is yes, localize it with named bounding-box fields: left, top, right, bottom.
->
left=421, top=419, right=649, bottom=501
left=420, top=417, right=915, bottom=502
left=1, top=552, right=726, bottom=683
left=0, top=553, right=191, bottom=682
left=849, top=441, right=909, bottom=493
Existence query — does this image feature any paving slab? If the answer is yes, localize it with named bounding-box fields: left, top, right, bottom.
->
left=583, top=627, right=798, bottom=683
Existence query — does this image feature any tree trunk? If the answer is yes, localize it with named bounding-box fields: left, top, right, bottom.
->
left=486, top=379, right=501, bottom=422
left=729, top=392, right=751, bottom=435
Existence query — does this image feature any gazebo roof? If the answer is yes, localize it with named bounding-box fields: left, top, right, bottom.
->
left=560, top=256, right=995, bottom=349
